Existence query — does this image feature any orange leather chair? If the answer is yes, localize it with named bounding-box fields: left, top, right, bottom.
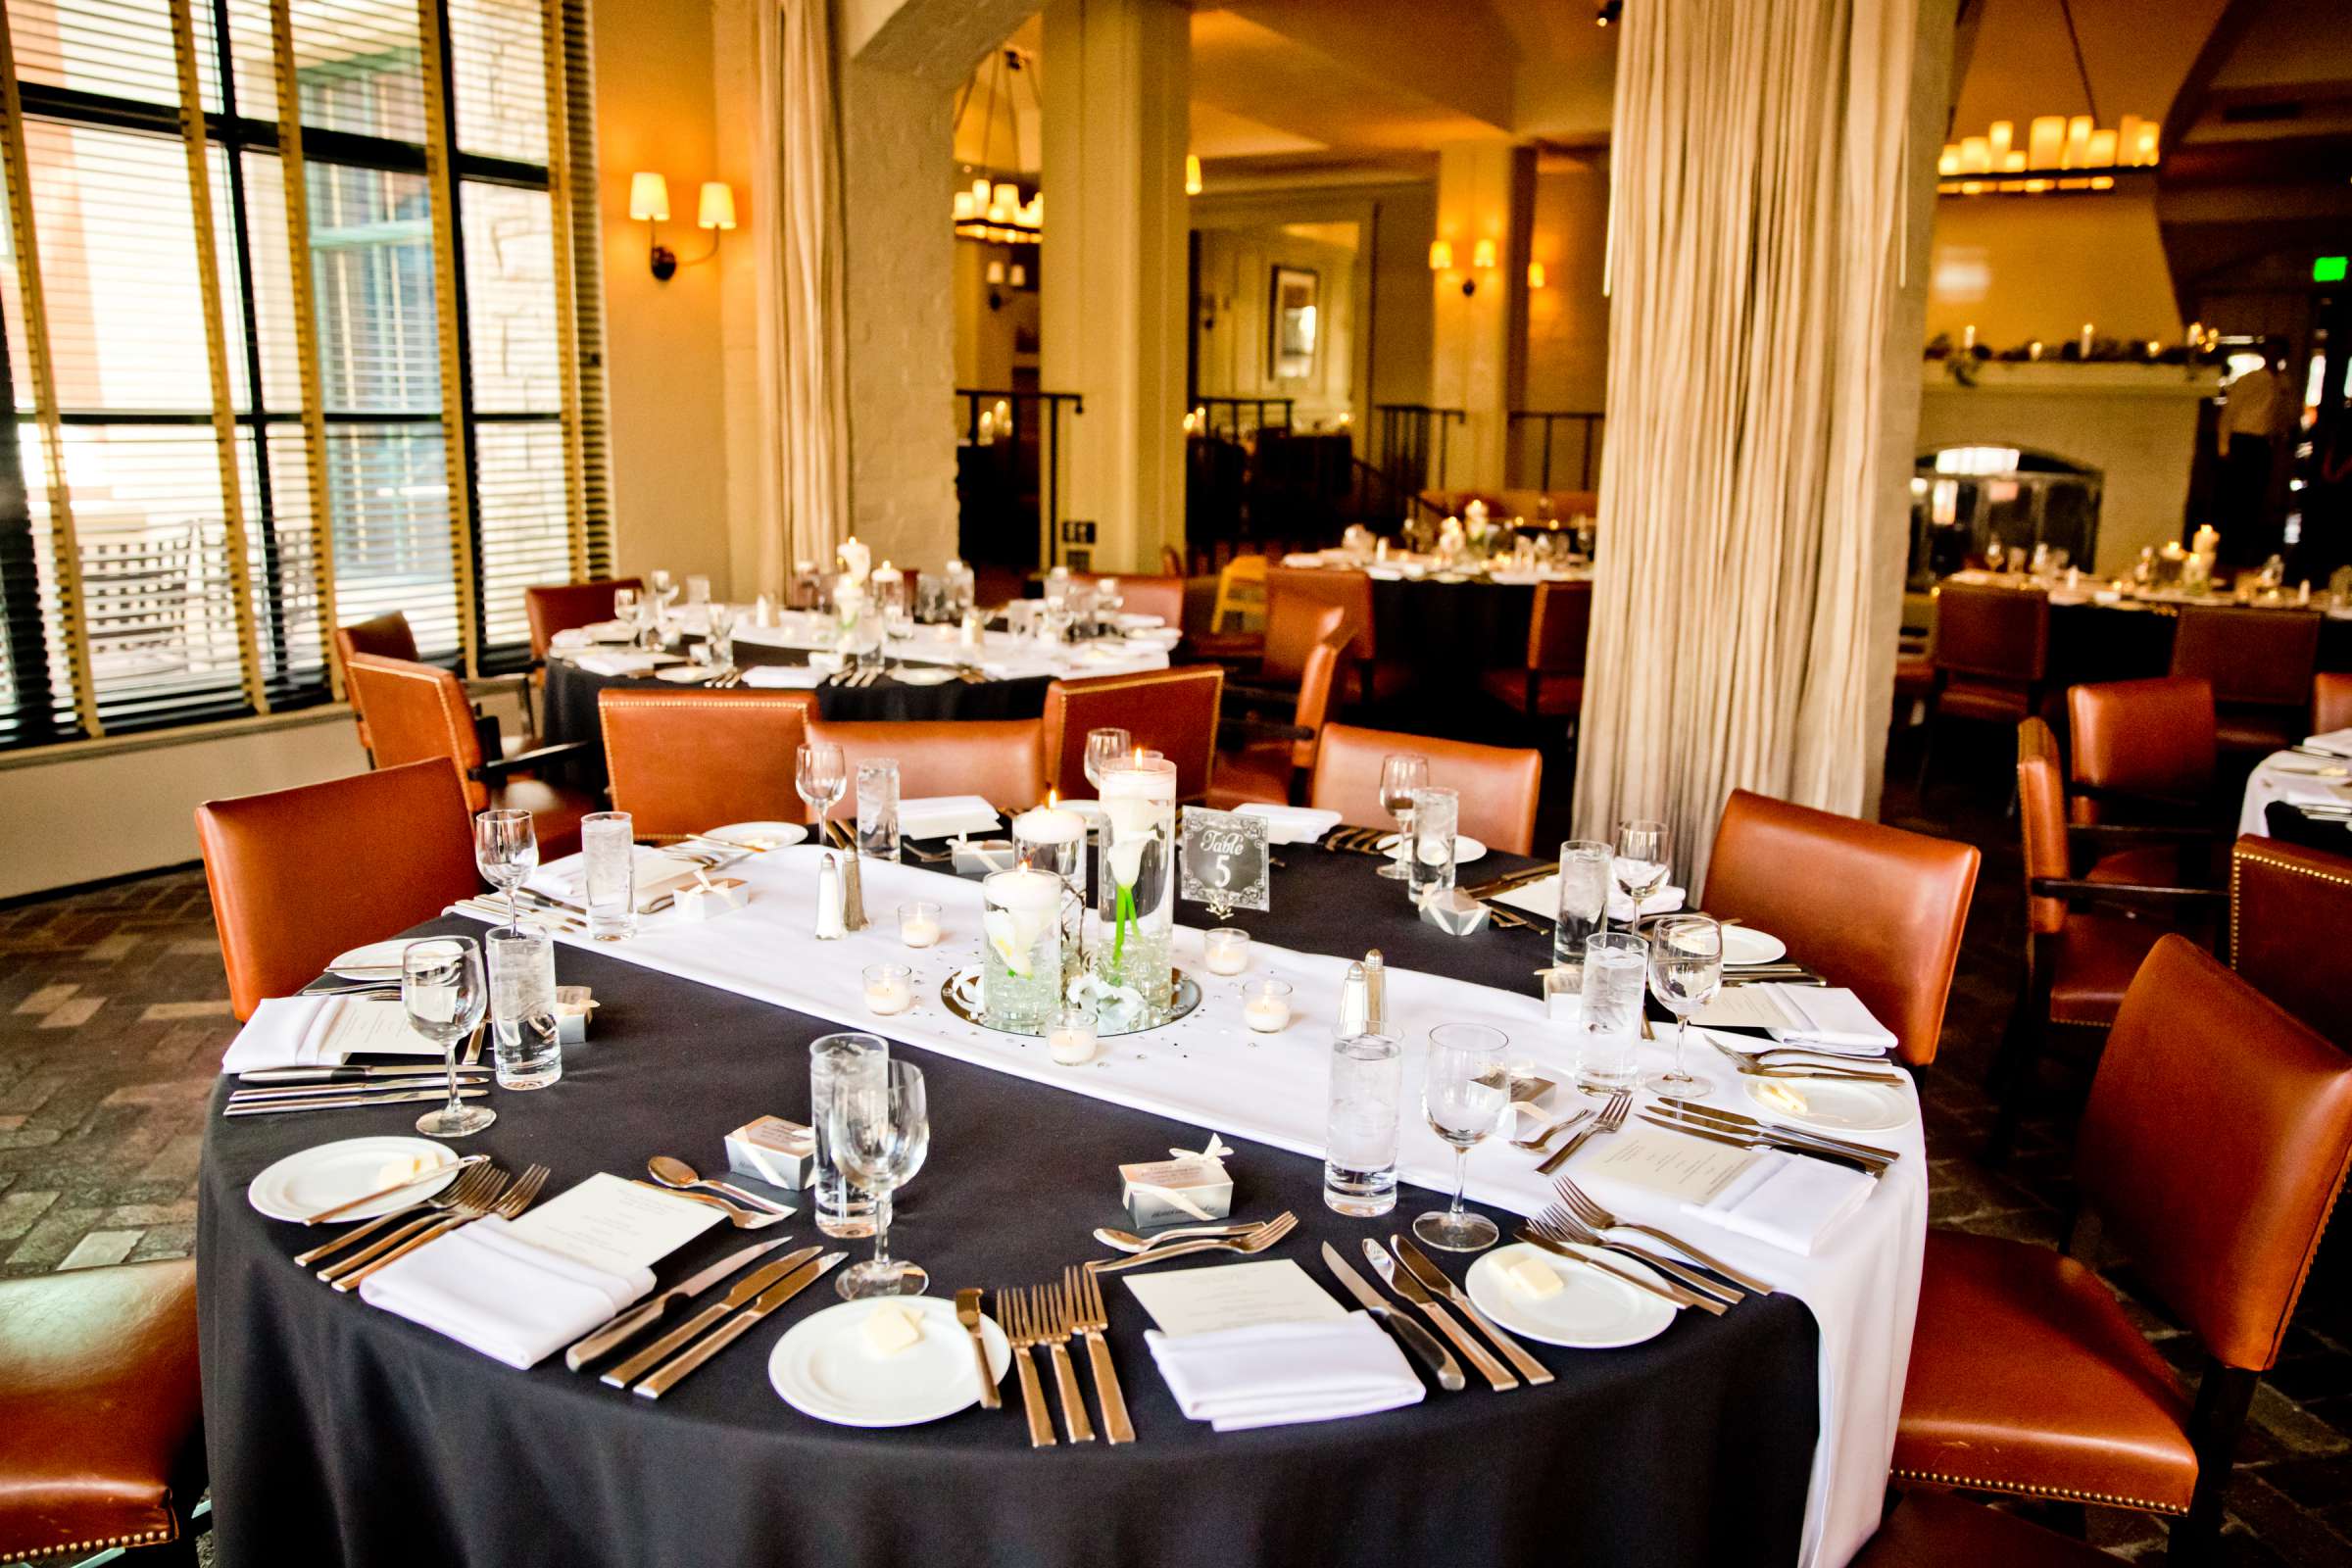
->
left=600, top=689, right=813, bottom=839
left=2315, top=669, right=2352, bottom=736
left=1261, top=565, right=1405, bottom=706
left=1308, top=723, right=1544, bottom=856
left=2067, top=676, right=2217, bottom=824
left=1851, top=1489, right=2118, bottom=1568
left=1041, top=666, right=1224, bottom=804
left=1984, top=718, right=2224, bottom=1162
left=1205, top=613, right=1348, bottom=809
left=2170, top=605, right=2322, bottom=755
left=332, top=611, right=416, bottom=760
left=803, top=717, right=1046, bottom=810
left=1916, top=582, right=2049, bottom=789
left=1895, top=936, right=2352, bottom=1562
left=343, top=653, right=598, bottom=858
left=196, top=759, right=480, bottom=1019
left=0, top=1259, right=204, bottom=1564
left=524, top=576, right=642, bottom=661
left=1700, top=790, right=1980, bottom=1068
left=2231, top=834, right=2352, bottom=1045
left=1477, top=579, right=1590, bottom=723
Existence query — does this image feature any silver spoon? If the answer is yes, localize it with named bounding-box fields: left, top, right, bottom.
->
left=1092, top=1219, right=1272, bottom=1254
left=646, top=1155, right=792, bottom=1217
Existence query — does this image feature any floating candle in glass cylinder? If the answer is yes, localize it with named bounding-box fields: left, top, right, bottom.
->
left=1096, top=756, right=1179, bottom=1017
left=1243, top=978, right=1293, bottom=1034
left=981, top=867, right=1066, bottom=1031
left=1203, top=927, right=1250, bottom=975
left=862, top=962, right=912, bottom=1016
left=1013, top=793, right=1086, bottom=884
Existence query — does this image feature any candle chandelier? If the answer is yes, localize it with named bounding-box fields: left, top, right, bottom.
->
left=1936, top=0, right=2155, bottom=196
left=952, top=47, right=1043, bottom=245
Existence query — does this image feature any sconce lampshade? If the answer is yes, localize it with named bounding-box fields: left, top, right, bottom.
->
left=985, top=259, right=1006, bottom=285
left=1527, top=261, right=1546, bottom=289
left=698, top=181, right=737, bottom=230
left=1471, top=237, right=1497, bottom=270
left=1185, top=154, right=1202, bottom=196
left=628, top=172, right=670, bottom=223
left=953, top=190, right=976, bottom=220
left=1428, top=239, right=1453, bottom=271
left=1008, top=263, right=1026, bottom=287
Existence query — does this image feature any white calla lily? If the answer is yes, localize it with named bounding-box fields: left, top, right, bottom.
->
left=983, top=907, right=1048, bottom=977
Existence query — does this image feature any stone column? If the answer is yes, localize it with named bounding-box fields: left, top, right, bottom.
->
left=1428, top=141, right=1534, bottom=494
left=1039, top=0, right=1190, bottom=573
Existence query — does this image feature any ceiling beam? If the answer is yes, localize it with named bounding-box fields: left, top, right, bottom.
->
left=1217, top=0, right=1519, bottom=132
left=2159, top=0, right=2271, bottom=158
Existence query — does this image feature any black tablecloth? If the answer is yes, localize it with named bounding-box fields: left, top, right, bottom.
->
left=1368, top=577, right=1536, bottom=673
left=197, top=847, right=1822, bottom=1568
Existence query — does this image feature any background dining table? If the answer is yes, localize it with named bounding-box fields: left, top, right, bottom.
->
left=197, top=843, right=1837, bottom=1568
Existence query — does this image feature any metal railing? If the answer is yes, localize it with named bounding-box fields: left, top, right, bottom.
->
left=1190, top=396, right=1294, bottom=443
left=1370, top=403, right=1467, bottom=498
left=1507, top=411, right=1606, bottom=492
left=955, top=388, right=1084, bottom=573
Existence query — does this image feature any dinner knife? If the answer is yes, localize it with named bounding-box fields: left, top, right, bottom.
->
left=1393, top=1235, right=1554, bottom=1387
left=1655, top=1097, right=1901, bottom=1161
left=1320, top=1243, right=1465, bottom=1392
left=564, top=1239, right=794, bottom=1370
left=304, top=1152, right=490, bottom=1224
left=1636, top=1112, right=1888, bottom=1175
left=633, top=1252, right=847, bottom=1399
left=1361, top=1239, right=1516, bottom=1392
left=239, top=1063, right=491, bottom=1085
left=600, top=1248, right=821, bottom=1387
left=230, top=1077, right=489, bottom=1103
left=223, top=1089, right=489, bottom=1118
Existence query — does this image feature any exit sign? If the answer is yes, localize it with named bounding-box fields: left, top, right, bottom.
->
left=2318, top=256, right=2349, bottom=283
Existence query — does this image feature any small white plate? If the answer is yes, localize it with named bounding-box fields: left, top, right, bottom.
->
left=327, top=938, right=418, bottom=978
left=893, top=666, right=958, bottom=686
left=1376, top=832, right=1487, bottom=866
left=1720, top=926, right=1788, bottom=966
left=1742, top=1075, right=1913, bottom=1133
left=248, top=1136, right=459, bottom=1223
left=702, top=821, right=808, bottom=852
left=1465, top=1242, right=1677, bottom=1348
left=770, top=1297, right=1011, bottom=1427
left=656, top=664, right=720, bottom=684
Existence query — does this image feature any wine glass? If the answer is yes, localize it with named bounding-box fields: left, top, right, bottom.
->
left=1377, top=754, right=1430, bottom=881
left=1083, top=727, right=1131, bottom=793
left=651, top=568, right=675, bottom=605
left=1613, top=818, right=1669, bottom=927
left=828, top=1059, right=930, bottom=1298
left=1643, top=914, right=1722, bottom=1094
left=706, top=603, right=738, bottom=676
left=881, top=603, right=914, bottom=675
left=611, top=586, right=638, bottom=624
left=472, top=808, right=537, bottom=935
left=797, top=742, right=848, bottom=844
left=405, top=938, right=492, bottom=1138
left=1413, top=1022, right=1508, bottom=1251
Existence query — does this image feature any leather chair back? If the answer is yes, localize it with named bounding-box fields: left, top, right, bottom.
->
left=330, top=612, right=419, bottom=757
left=1702, top=790, right=1981, bottom=1067
left=343, top=653, right=487, bottom=809
left=1933, top=583, right=2049, bottom=682
left=2078, top=935, right=2352, bottom=1371
left=1042, top=666, right=1223, bottom=802
left=2314, top=670, right=2352, bottom=736
left=196, top=760, right=478, bottom=1019
left=2230, top=834, right=2352, bottom=1045
left=1069, top=572, right=1185, bottom=629
left=2066, top=676, right=2215, bottom=822
left=2017, top=717, right=2071, bottom=937
left=2170, top=606, right=2322, bottom=709
left=1266, top=566, right=1376, bottom=666
left=524, top=577, right=642, bottom=661
left=600, top=689, right=813, bottom=837
left=1289, top=611, right=1348, bottom=770
left=1308, top=724, right=1543, bottom=855
left=804, top=717, right=1046, bottom=808
left=1528, top=579, right=1592, bottom=676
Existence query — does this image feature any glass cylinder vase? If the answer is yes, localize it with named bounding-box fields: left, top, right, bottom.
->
left=1094, top=755, right=1178, bottom=1019
left=981, top=867, right=1065, bottom=1032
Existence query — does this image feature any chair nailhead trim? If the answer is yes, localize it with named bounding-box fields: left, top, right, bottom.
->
left=13, top=1525, right=176, bottom=1561
left=1888, top=1466, right=2188, bottom=1515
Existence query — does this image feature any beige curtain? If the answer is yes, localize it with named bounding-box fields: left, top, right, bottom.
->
left=1572, top=0, right=1919, bottom=891
left=752, top=0, right=852, bottom=593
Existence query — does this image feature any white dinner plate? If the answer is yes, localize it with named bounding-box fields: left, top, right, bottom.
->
left=769, top=1297, right=1011, bottom=1427
left=1742, top=1075, right=1913, bottom=1133
left=327, top=938, right=418, bottom=978
left=1376, top=832, right=1487, bottom=866
left=247, top=1136, right=460, bottom=1223
left=1464, top=1242, right=1677, bottom=1348
left=702, top=821, right=808, bottom=852
left=1719, top=926, right=1788, bottom=966
left=893, top=666, right=958, bottom=686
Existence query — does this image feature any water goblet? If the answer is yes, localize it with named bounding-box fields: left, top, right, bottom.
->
left=1413, top=1022, right=1508, bottom=1251
left=1083, top=727, right=1131, bottom=793
left=1613, top=818, right=1669, bottom=925
left=1376, top=753, right=1430, bottom=880
left=828, top=1060, right=930, bottom=1298
left=1642, top=914, right=1722, bottom=1094
left=405, top=938, right=492, bottom=1138
left=796, top=742, right=847, bottom=846
left=472, top=808, right=537, bottom=935
left=612, top=586, right=638, bottom=625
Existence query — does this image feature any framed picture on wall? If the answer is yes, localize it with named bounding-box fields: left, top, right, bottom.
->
left=1268, top=266, right=1320, bottom=381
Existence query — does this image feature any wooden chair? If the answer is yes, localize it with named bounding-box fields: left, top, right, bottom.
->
left=195, top=760, right=479, bottom=1019
left=1916, top=582, right=2049, bottom=790
left=802, top=717, right=1046, bottom=809
left=2230, top=833, right=2352, bottom=1045
left=1853, top=1489, right=2124, bottom=1568
left=1477, top=579, right=1591, bottom=724
left=2169, top=605, right=2322, bottom=756
left=1263, top=565, right=1404, bottom=706
left=1205, top=612, right=1348, bottom=808
left=523, top=576, right=642, bottom=661
left=1158, top=544, right=1185, bottom=577
left=1700, top=790, right=1980, bottom=1068
left=343, top=653, right=598, bottom=858
left=1896, top=936, right=2352, bottom=1565
left=1041, top=666, right=1224, bottom=804
left=599, top=689, right=813, bottom=839
left=1192, top=555, right=1269, bottom=661
left=2314, top=669, right=2352, bottom=736
left=1307, top=723, right=1543, bottom=855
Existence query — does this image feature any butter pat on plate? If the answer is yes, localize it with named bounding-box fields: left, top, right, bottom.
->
left=861, top=1302, right=927, bottom=1358
left=1502, top=1255, right=1564, bottom=1300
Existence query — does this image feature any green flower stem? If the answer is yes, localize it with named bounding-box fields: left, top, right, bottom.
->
left=1112, top=883, right=1135, bottom=965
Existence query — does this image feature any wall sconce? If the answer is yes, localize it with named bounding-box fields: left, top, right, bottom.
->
left=629, top=172, right=675, bottom=280
left=1471, top=238, right=1497, bottom=271
left=986, top=257, right=1006, bottom=312
left=1008, top=263, right=1026, bottom=288
left=1527, top=261, right=1546, bottom=289
left=1186, top=154, right=1202, bottom=196
left=1428, top=238, right=1453, bottom=271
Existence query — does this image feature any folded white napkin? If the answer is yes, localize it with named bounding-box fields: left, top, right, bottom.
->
left=1280, top=552, right=1328, bottom=567
left=359, top=1216, right=653, bottom=1369
left=1115, top=612, right=1167, bottom=630
left=2303, top=727, right=2352, bottom=760
left=655, top=664, right=719, bottom=684
left=899, top=796, right=1004, bottom=840
left=549, top=628, right=592, bottom=651
left=1234, top=804, right=1343, bottom=845
left=529, top=846, right=701, bottom=911
left=1145, top=1313, right=1425, bottom=1431
left=1764, top=985, right=1896, bottom=1054
left=220, top=996, right=347, bottom=1071
left=1606, top=884, right=1685, bottom=922
left=740, top=664, right=828, bottom=689
left=574, top=651, right=682, bottom=677
left=1682, top=1150, right=1874, bottom=1255
left=1366, top=566, right=1404, bottom=581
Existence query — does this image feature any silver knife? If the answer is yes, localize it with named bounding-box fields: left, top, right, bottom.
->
left=564, top=1239, right=793, bottom=1370
left=223, top=1089, right=489, bottom=1117
left=1637, top=1111, right=1888, bottom=1175
left=633, top=1251, right=846, bottom=1398
left=1654, top=1098, right=1899, bottom=1161
left=239, top=1063, right=490, bottom=1085
left=230, top=1077, right=489, bottom=1103
left=1393, top=1234, right=1554, bottom=1387
left=601, top=1248, right=821, bottom=1387
left=1321, top=1243, right=1464, bottom=1392
left=1361, top=1239, right=1516, bottom=1392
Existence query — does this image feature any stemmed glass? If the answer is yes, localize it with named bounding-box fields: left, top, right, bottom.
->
left=1377, top=754, right=1430, bottom=880
left=881, top=603, right=914, bottom=675
left=405, top=938, right=492, bottom=1138
left=827, top=1059, right=930, bottom=1298
left=611, top=585, right=638, bottom=625
left=706, top=604, right=738, bottom=677
left=797, top=742, right=848, bottom=847
left=1642, top=914, right=1722, bottom=1094
left=472, top=808, right=537, bottom=935
left=1414, top=1022, right=1509, bottom=1251
left=1614, top=818, right=1669, bottom=927
left=1083, top=727, right=1131, bottom=793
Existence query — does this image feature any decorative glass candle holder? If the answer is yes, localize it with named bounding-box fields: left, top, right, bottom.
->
left=898, top=901, right=941, bottom=949
left=1203, top=927, right=1250, bottom=976
left=1012, top=800, right=1086, bottom=885
left=1095, top=755, right=1178, bottom=1017
left=1048, top=1002, right=1099, bottom=1065
left=1243, top=978, right=1294, bottom=1034
left=981, top=867, right=1065, bottom=1032
left=861, top=963, right=912, bottom=1016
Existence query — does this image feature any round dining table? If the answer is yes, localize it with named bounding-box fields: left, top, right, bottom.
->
left=197, top=839, right=1915, bottom=1568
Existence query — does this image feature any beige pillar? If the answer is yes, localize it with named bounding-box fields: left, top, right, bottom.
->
left=1039, top=0, right=1189, bottom=573
left=1428, top=142, right=1533, bottom=493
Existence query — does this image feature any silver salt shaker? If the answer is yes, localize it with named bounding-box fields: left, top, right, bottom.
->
left=1337, top=960, right=1370, bottom=1039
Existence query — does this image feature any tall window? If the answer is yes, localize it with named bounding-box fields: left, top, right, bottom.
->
left=0, top=0, right=608, bottom=749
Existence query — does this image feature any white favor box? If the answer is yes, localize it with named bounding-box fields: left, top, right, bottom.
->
left=726, top=1115, right=815, bottom=1190
left=1118, top=1154, right=1235, bottom=1228
left=675, top=876, right=749, bottom=921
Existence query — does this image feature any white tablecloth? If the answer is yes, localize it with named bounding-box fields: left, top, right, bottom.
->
left=2239, top=750, right=2352, bottom=835
left=451, top=847, right=1923, bottom=1567
left=729, top=612, right=1171, bottom=682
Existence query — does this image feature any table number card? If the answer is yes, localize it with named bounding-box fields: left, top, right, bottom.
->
left=1179, top=806, right=1270, bottom=918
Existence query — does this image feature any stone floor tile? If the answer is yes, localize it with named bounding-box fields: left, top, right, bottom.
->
left=55, top=1227, right=142, bottom=1270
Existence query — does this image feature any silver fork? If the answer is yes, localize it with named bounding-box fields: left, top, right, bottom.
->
left=1085, top=1212, right=1298, bottom=1273
left=1553, top=1175, right=1777, bottom=1297
left=999, top=1288, right=1056, bottom=1447
left=1537, top=1089, right=1630, bottom=1174
left=1510, top=1105, right=1594, bottom=1152
left=1035, top=1284, right=1095, bottom=1443
left=1063, top=1263, right=1134, bottom=1444
left=317, top=1168, right=511, bottom=1283
left=1527, top=1205, right=1740, bottom=1308
left=330, top=1162, right=551, bottom=1293
left=293, top=1163, right=502, bottom=1268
